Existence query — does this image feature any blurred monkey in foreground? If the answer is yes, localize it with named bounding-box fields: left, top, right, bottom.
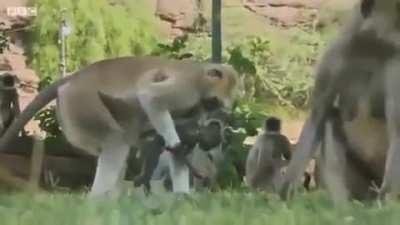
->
left=279, top=0, right=400, bottom=201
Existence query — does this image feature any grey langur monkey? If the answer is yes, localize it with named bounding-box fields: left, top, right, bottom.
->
left=0, top=72, right=20, bottom=136
left=279, top=0, right=400, bottom=201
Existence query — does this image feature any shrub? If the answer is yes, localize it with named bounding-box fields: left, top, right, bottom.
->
left=0, top=30, right=9, bottom=53
left=29, top=0, right=159, bottom=80
left=226, top=33, right=323, bottom=109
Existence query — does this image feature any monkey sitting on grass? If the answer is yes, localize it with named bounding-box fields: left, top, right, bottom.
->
left=245, top=117, right=291, bottom=191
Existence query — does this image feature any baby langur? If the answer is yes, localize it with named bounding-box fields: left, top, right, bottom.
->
left=132, top=115, right=199, bottom=193
left=0, top=56, right=238, bottom=197
left=133, top=106, right=226, bottom=194
left=245, top=117, right=291, bottom=191
left=149, top=146, right=219, bottom=193
left=0, top=73, right=20, bottom=136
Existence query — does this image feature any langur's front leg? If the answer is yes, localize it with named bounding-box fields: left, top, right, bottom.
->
left=166, top=151, right=190, bottom=193
left=278, top=117, right=319, bottom=198
left=138, top=92, right=190, bottom=193
left=138, top=92, right=181, bottom=148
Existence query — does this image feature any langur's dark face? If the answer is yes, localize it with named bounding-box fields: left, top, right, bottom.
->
left=198, top=121, right=222, bottom=151
left=359, top=0, right=400, bottom=47
left=0, top=73, right=17, bottom=90
left=361, top=0, right=375, bottom=18
left=362, top=0, right=400, bottom=20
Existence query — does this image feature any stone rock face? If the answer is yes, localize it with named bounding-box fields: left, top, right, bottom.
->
left=155, top=0, right=205, bottom=38
left=152, top=0, right=356, bottom=36
left=243, top=0, right=357, bottom=28
left=243, top=0, right=320, bottom=27
left=244, top=0, right=323, bottom=9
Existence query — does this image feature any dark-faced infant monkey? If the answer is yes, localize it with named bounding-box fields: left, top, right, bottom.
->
left=132, top=103, right=227, bottom=194
left=279, top=0, right=400, bottom=201
left=132, top=115, right=199, bottom=193
left=245, top=117, right=291, bottom=191
left=0, top=73, right=20, bottom=136
left=0, top=56, right=238, bottom=197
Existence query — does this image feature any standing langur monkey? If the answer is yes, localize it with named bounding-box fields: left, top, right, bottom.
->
left=0, top=72, right=20, bottom=136
left=0, top=72, right=32, bottom=190
left=0, top=56, right=238, bottom=196
left=279, top=0, right=400, bottom=201
left=245, top=117, right=291, bottom=191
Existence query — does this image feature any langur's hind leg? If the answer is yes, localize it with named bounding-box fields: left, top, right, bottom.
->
left=89, top=143, right=130, bottom=198
left=166, top=151, right=190, bottom=193
left=319, top=118, right=349, bottom=204
left=381, top=58, right=400, bottom=200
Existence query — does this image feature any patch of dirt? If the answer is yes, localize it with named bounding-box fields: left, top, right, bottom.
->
left=281, top=119, right=304, bottom=144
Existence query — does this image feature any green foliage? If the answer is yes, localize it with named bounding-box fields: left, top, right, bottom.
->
left=34, top=77, right=63, bottom=137
left=226, top=32, right=322, bottom=109
left=151, top=35, right=195, bottom=60
left=151, top=34, right=210, bottom=61
left=227, top=46, right=256, bottom=75
left=35, top=106, right=61, bottom=137
left=30, top=0, right=159, bottom=80
left=216, top=100, right=269, bottom=188
left=0, top=29, right=9, bottom=53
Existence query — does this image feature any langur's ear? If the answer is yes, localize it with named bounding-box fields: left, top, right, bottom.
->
left=206, top=68, right=224, bottom=80
left=361, top=0, right=374, bottom=18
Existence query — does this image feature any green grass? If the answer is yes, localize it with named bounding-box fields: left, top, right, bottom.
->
left=0, top=191, right=399, bottom=225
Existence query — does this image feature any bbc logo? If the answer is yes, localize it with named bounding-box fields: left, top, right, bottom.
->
left=6, top=7, right=37, bottom=17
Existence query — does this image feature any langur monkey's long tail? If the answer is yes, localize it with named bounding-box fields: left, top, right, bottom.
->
left=0, top=75, right=75, bottom=152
